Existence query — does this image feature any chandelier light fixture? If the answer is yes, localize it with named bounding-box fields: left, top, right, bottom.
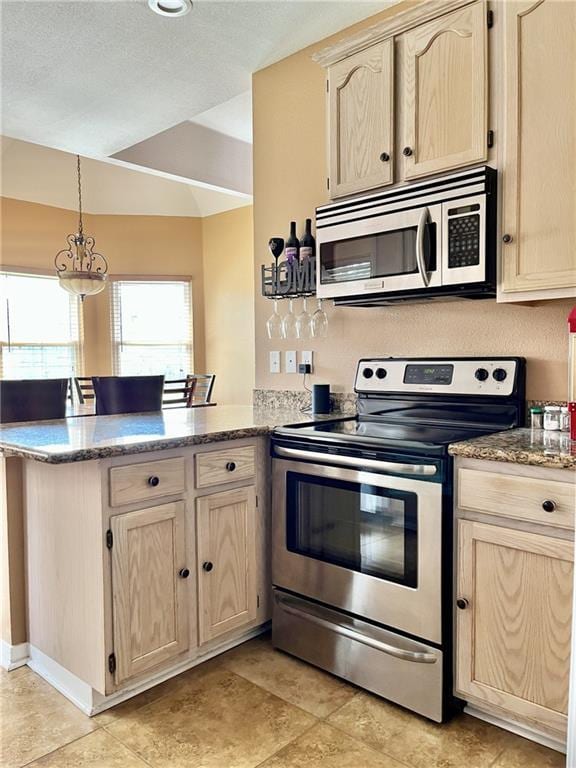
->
left=54, top=154, right=108, bottom=301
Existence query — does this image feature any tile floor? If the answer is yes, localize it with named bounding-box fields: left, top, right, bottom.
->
left=0, top=636, right=566, bottom=768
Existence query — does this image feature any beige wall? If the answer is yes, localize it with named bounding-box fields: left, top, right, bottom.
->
left=202, top=206, right=255, bottom=405
left=1, top=196, right=206, bottom=376
left=252, top=2, right=574, bottom=402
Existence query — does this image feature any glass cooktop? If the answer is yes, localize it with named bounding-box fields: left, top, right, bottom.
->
left=276, top=417, right=500, bottom=453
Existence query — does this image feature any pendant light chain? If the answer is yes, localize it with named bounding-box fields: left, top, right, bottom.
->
left=77, top=154, right=83, bottom=238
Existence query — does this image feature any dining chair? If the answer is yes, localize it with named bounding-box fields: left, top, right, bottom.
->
left=188, top=374, right=215, bottom=405
left=0, top=378, right=69, bottom=423
left=162, top=376, right=196, bottom=408
left=73, top=376, right=95, bottom=405
left=92, top=375, right=165, bottom=416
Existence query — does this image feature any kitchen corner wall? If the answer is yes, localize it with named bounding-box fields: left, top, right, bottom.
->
left=1, top=196, right=255, bottom=405
left=252, top=2, right=574, bottom=402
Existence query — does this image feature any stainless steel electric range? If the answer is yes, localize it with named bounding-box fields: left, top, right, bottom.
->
left=271, top=356, right=526, bottom=723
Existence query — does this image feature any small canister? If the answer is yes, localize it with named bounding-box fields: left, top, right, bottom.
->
left=530, top=406, right=544, bottom=430
left=560, top=406, right=570, bottom=432
left=544, top=405, right=561, bottom=431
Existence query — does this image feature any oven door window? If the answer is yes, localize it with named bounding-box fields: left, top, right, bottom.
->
left=286, top=473, right=417, bottom=587
left=320, top=224, right=435, bottom=285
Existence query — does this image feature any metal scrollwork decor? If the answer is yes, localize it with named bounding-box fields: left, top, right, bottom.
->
left=54, top=155, right=108, bottom=300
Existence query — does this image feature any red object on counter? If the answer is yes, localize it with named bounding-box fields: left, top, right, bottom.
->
left=569, top=307, right=576, bottom=439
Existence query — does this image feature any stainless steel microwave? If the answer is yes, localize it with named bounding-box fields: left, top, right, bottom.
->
left=316, top=166, right=497, bottom=306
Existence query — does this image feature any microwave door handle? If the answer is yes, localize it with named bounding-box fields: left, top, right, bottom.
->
left=416, top=207, right=431, bottom=287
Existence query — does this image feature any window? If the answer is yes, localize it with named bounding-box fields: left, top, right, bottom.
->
left=0, top=271, right=83, bottom=379
left=111, top=280, right=193, bottom=377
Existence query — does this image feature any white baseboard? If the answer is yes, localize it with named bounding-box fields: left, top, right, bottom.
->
left=464, top=704, right=567, bottom=755
left=28, top=624, right=268, bottom=716
left=1, top=640, right=30, bottom=671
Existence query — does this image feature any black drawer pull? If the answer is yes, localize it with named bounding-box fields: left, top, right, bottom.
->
left=148, top=476, right=160, bottom=487
left=402, top=146, right=413, bottom=157
left=456, top=598, right=469, bottom=610
left=178, top=568, right=190, bottom=579
left=379, top=152, right=390, bottom=162
left=542, top=499, right=556, bottom=513
left=226, top=461, right=236, bottom=472
left=202, top=561, right=214, bottom=572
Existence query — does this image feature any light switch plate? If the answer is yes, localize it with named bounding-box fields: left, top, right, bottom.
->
left=285, top=351, right=297, bottom=374
left=301, top=351, right=314, bottom=372
left=269, top=351, right=280, bottom=374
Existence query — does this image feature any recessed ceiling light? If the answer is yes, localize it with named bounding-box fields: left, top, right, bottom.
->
left=148, top=0, right=192, bottom=18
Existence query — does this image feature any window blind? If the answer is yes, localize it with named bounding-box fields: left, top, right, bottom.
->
left=110, top=279, right=194, bottom=377
left=0, top=271, right=83, bottom=379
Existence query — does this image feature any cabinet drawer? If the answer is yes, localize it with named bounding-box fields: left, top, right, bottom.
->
left=110, top=458, right=185, bottom=507
left=458, top=468, right=575, bottom=529
left=195, top=446, right=255, bottom=488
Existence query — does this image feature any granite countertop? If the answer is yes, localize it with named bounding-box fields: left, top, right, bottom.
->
left=449, top=428, right=576, bottom=470
left=0, top=406, right=347, bottom=464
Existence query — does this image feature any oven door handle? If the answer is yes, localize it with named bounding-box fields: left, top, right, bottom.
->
left=277, top=596, right=438, bottom=664
left=416, top=206, right=431, bottom=287
left=274, top=445, right=436, bottom=476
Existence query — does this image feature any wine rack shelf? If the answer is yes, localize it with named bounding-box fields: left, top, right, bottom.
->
left=261, top=259, right=316, bottom=299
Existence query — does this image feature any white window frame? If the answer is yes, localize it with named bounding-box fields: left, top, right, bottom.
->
left=109, top=276, right=194, bottom=377
left=0, top=267, right=84, bottom=380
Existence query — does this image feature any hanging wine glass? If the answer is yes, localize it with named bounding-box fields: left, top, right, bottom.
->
left=282, top=297, right=298, bottom=339
left=296, top=296, right=313, bottom=340
left=312, top=298, right=328, bottom=338
left=266, top=298, right=283, bottom=339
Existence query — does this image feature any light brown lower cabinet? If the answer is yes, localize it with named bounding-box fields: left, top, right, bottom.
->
left=196, top=486, right=258, bottom=645
left=456, top=519, right=573, bottom=737
left=110, top=501, right=190, bottom=684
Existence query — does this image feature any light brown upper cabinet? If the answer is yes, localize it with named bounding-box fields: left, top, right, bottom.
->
left=328, top=39, right=394, bottom=198
left=196, top=487, right=257, bottom=645
left=110, top=501, right=190, bottom=684
left=401, top=1, right=488, bottom=180
left=456, top=520, right=573, bottom=738
left=500, top=0, right=576, bottom=299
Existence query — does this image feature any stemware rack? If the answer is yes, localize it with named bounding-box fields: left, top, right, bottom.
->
left=261, top=258, right=316, bottom=299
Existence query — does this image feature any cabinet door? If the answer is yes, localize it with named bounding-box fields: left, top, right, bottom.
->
left=456, top=520, right=573, bottom=736
left=402, top=1, right=488, bottom=179
left=500, top=0, right=576, bottom=296
left=197, top=487, right=257, bottom=645
left=111, top=501, right=189, bottom=684
left=328, top=39, right=394, bottom=198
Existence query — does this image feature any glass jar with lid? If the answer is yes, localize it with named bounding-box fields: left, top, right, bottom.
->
left=560, top=406, right=570, bottom=432
left=544, top=405, right=561, bottom=431
left=530, top=406, right=544, bottom=430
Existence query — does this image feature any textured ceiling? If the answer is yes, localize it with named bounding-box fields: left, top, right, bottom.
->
left=1, top=0, right=389, bottom=157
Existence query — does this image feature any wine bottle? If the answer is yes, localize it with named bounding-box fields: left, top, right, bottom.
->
left=300, top=218, right=315, bottom=262
left=285, top=221, right=300, bottom=265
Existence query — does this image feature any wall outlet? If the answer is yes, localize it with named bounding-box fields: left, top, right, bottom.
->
left=301, top=351, right=314, bottom=372
left=285, top=351, right=297, bottom=373
left=269, top=351, right=280, bottom=374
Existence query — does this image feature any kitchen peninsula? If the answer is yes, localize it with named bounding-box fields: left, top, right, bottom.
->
left=0, top=405, right=344, bottom=716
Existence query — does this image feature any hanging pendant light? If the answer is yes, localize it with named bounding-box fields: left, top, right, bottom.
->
left=54, top=155, right=108, bottom=301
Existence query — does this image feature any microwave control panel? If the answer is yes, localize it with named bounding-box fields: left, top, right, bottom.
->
left=447, top=212, right=480, bottom=268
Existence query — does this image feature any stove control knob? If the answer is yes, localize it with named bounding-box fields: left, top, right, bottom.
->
left=375, top=367, right=387, bottom=380
left=474, top=368, right=489, bottom=382
left=362, top=367, right=374, bottom=379
left=493, top=368, right=508, bottom=382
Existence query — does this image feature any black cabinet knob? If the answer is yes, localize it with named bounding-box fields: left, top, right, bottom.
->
left=456, top=598, right=469, bottom=610
left=148, top=476, right=160, bottom=487
left=402, top=146, right=413, bottom=157
left=542, top=499, right=556, bottom=513
left=379, top=152, right=390, bottom=162
left=475, top=368, right=489, bottom=382
left=502, top=234, right=513, bottom=243
left=226, top=461, right=236, bottom=472
left=202, top=561, right=214, bottom=572
left=178, top=568, right=190, bottom=579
